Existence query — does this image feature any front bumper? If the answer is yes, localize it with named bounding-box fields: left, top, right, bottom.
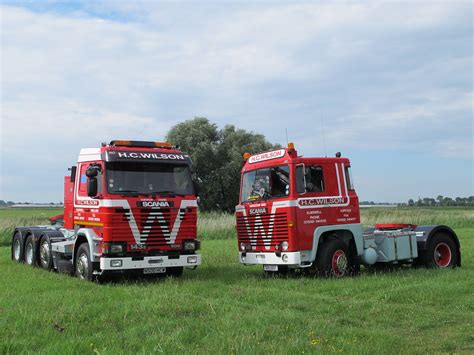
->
left=239, top=251, right=302, bottom=266
left=100, top=254, right=201, bottom=271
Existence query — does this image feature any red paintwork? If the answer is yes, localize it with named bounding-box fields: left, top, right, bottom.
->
left=236, top=147, right=360, bottom=253
left=62, top=144, right=197, bottom=254
left=63, top=176, right=74, bottom=229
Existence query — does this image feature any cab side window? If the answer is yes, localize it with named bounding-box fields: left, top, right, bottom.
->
left=296, top=165, right=324, bottom=193
left=78, top=163, right=103, bottom=197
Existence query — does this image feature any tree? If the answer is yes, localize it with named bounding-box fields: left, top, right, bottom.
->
left=408, top=199, right=414, bottom=206
left=166, top=117, right=278, bottom=212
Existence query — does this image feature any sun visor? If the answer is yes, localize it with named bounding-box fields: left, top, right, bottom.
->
left=103, top=150, right=191, bottom=164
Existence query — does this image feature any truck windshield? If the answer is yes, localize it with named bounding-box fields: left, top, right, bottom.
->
left=106, top=162, right=194, bottom=196
left=240, top=165, right=290, bottom=203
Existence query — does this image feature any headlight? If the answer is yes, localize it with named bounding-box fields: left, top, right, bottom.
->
left=281, top=241, right=289, bottom=251
left=110, top=260, right=122, bottom=267
left=187, top=256, right=198, bottom=264
left=102, top=243, right=126, bottom=255
left=240, top=242, right=245, bottom=251
left=184, top=240, right=197, bottom=251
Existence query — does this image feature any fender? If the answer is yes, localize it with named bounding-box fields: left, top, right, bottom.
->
left=308, top=223, right=364, bottom=262
left=415, top=225, right=461, bottom=266
left=73, top=228, right=102, bottom=263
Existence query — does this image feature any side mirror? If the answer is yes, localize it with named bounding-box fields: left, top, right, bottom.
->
left=87, top=177, right=98, bottom=197
left=193, top=180, right=200, bottom=196
left=86, top=168, right=98, bottom=178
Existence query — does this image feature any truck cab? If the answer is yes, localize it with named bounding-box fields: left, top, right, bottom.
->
left=236, top=144, right=460, bottom=276
left=12, top=140, right=201, bottom=280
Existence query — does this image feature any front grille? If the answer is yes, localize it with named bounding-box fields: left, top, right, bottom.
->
left=114, top=207, right=196, bottom=246
left=236, top=212, right=288, bottom=247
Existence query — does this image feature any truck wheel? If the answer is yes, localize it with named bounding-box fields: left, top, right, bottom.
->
left=12, top=232, right=24, bottom=263
left=423, top=233, right=458, bottom=268
left=75, top=243, right=93, bottom=281
left=24, top=235, right=37, bottom=267
left=316, top=238, right=353, bottom=277
left=39, top=236, right=53, bottom=270
left=167, top=267, right=183, bottom=278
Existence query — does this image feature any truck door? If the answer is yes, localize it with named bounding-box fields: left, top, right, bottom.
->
left=294, top=164, right=328, bottom=250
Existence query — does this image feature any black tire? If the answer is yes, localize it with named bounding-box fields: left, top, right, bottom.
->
left=24, top=235, right=37, bottom=267
left=38, top=236, right=53, bottom=271
left=166, top=267, right=183, bottom=278
left=12, top=232, right=24, bottom=263
left=75, top=243, right=93, bottom=281
left=316, top=238, right=354, bottom=278
left=421, top=233, right=458, bottom=268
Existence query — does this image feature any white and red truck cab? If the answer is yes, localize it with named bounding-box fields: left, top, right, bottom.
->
left=235, top=144, right=461, bottom=276
left=12, top=140, right=201, bottom=280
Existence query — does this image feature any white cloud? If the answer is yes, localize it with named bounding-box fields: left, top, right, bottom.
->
left=0, top=2, right=472, bottom=201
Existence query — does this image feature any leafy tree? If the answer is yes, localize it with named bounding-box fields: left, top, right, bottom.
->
left=166, top=117, right=278, bottom=212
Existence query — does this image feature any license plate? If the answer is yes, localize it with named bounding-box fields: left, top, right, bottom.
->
left=264, top=265, right=278, bottom=272
left=143, top=267, right=166, bottom=274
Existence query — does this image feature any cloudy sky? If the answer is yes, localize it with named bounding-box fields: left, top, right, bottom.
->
left=0, top=1, right=472, bottom=203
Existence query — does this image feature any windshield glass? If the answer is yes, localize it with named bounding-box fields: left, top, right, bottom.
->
left=106, top=162, right=194, bottom=195
left=240, top=165, right=290, bottom=202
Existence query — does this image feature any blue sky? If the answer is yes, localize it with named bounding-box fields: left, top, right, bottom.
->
left=0, top=1, right=472, bottom=203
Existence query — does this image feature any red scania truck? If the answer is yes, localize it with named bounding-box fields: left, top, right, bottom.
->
left=235, top=144, right=461, bottom=276
left=11, top=140, right=201, bottom=280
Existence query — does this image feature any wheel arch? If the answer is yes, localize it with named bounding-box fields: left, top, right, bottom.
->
left=309, top=223, right=364, bottom=262
left=415, top=225, right=461, bottom=267
left=73, top=228, right=102, bottom=266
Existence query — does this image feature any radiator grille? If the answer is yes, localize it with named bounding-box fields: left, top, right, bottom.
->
left=236, top=212, right=288, bottom=246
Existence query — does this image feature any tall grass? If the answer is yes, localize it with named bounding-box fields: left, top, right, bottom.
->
left=361, top=207, right=474, bottom=229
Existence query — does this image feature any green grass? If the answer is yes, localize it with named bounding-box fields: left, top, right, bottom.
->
left=0, top=207, right=473, bottom=353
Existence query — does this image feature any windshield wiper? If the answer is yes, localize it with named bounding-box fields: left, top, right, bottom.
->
left=150, top=190, right=187, bottom=196
left=114, top=190, right=139, bottom=196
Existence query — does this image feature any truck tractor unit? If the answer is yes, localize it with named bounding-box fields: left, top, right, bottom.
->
left=11, top=140, right=201, bottom=280
left=235, top=143, right=461, bottom=276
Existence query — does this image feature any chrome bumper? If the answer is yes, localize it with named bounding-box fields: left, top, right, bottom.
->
left=239, top=251, right=302, bottom=266
left=100, top=254, right=201, bottom=271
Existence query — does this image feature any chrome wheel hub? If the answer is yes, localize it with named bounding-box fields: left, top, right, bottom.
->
left=40, top=241, right=50, bottom=266
left=25, top=243, right=33, bottom=265
left=14, top=239, right=21, bottom=261
left=76, top=253, right=89, bottom=279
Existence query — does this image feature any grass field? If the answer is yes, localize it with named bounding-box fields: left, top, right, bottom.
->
left=0, top=207, right=473, bottom=353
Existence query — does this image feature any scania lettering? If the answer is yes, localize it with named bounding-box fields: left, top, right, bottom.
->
left=235, top=144, right=461, bottom=277
left=11, top=140, right=201, bottom=281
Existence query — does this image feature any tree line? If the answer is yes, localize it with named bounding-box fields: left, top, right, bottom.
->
left=404, top=196, right=474, bottom=207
